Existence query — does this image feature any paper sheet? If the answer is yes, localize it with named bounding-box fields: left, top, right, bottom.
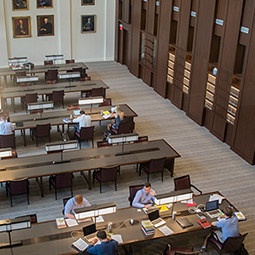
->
left=65, top=219, right=78, bottom=227
left=158, top=225, right=174, bottom=236
left=111, top=234, right=123, bottom=243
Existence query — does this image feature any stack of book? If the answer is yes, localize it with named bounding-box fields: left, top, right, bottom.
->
left=141, top=220, right=155, bottom=235
left=56, top=218, right=67, bottom=229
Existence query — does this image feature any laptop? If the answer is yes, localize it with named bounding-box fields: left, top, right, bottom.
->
left=148, top=209, right=166, bottom=228
left=73, top=110, right=80, bottom=116
left=206, top=200, right=222, bottom=218
left=83, top=223, right=99, bottom=243
left=111, top=106, right=115, bottom=113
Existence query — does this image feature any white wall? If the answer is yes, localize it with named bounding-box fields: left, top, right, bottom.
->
left=0, top=0, right=115, bottom=68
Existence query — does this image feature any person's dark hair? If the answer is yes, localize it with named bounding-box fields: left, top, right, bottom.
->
left=80, top=110, right=85, bottom=115
left=223, top=207, right=233, bottom=217
left=97, top=230, right=107, bottom=240
left=144, top=182, right=151, bottom=188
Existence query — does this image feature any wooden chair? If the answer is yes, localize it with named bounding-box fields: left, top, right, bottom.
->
left=93, top=165, right=119, bottom=193
left=22, top=93, right=38, bottom=112
left=97, top=141, right=112, bottom=148
left=66, top=59, right=75, bottom=64
left=139, top=157, right=166, bottom=182
left=74, top=126, right=94, bottom=149
left=47, top=90, right=65, bottom=109
left=49, top=173, right=73, bottom=200
left=16, top=214, right=37, bottom=224
left=128, top=184, right=144, bottom=206
left=110, top=121, right=132, bottom=135
left=163, top=244, right=199, bottom=255
left=174, top=175, right=202, bottom=194
left=6, top=178, right=29, bottom=207
left=46, top=69, right=58, bottom=84
left=0, top=133, right=16, bottom=149
left=99, top=98, right=112, bottom=106
left=82, top=87, right=104, bottom=98
left=31, top=123, right=51, bottom=147
left=208, top=232, right=248, bottom=254
left=62, top=196, right=73, bottom=215
left=44, top=60, right=53, bottom=65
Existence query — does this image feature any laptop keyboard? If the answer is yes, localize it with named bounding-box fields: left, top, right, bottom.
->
left=152, top=218, right=166, bottom=228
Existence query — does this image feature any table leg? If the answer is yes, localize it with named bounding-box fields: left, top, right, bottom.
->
left=164, top=158, right=175, bottom=177
left=11, top=98, right=16, bottom=113
left=80, top=170, right=92, bottom=190
left=36, top=177, right=44, bottom=197
left=21, top=129, right=27, bottom=146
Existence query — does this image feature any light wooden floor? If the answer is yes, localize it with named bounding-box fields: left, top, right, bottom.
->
left=0, top=61, right=254, bottom=254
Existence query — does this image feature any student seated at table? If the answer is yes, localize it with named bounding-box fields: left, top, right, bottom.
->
left=132, top=182, right=156, bottom=209
left=200, top=206, right=239, bottom=252
left=107, top=105, right=125, bottom=131
left=64, top=195, right=91, bottom=219
left=87, top=230, right=119, bottom=255
left=0, top=116, right=14, bottom=135
left=72, top=110, right=91, bottom=133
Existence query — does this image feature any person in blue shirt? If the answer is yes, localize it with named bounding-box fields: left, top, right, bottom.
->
left=0, top=116, right=14, bottom=135
left=132, top=182, right=156, bottom=209
left=64, top=195, right=91, bottom=219
left=200, top=206, right=239, bottom=252
left=87, top=230, right=118, bottom=255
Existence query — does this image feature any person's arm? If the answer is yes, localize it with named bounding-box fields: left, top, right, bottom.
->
left=87, top=239, right=99, bottom=254
left=64, top=200, right=75, bottom=219
left=83, top=198, right=91, bottom=207
left=72, top=115, right=81, bottom=123
left=132, top=190, right=150, bottom=208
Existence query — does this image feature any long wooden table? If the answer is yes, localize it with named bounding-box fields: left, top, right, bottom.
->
left=1, top=80, right=109, bottom=112
left=10, top=104, right=137, bottom=146
left=0, top=192, right=242, bottom=255
left=0, top=139, right=180, bottom=196
left=0, top=62, right=88, bottom=80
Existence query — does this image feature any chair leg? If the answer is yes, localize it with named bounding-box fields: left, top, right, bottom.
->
left=79, top=141, right=81, bottom=149
left=27, top=192, right=30, bottom=205
left=55, top=188, right=57, bottom=200
left=100, top=182, right=102, bottom=193
left=161, top=171, right=164, bottom=182
left=147, top=173, right=149, bottom=182
left=115, top=180, right=117, bottom=191
left=36, top=137, right=38, bottom=147
left=10, top=195, right=13, bottom=207
left=92, top=138, right=94, bottom=148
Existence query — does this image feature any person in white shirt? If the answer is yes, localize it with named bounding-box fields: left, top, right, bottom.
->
left=72, top=110, right=91, bottom=133
left=0, top=116, right=14, bottom=135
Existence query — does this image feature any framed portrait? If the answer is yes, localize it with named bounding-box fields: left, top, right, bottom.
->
left=37, top=0, right=53, bottom=8
left=37, top=15, right=54, bottom=36
left=12, top=16, right=31, bottom=38
left=12, top=0, right=29, bottom=11
left=81, top=15, right=96, bottom=33
left=81, top=0, right=95, bottom=5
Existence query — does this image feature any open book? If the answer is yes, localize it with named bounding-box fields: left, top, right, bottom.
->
left=72, top=238, right=88, bottom=252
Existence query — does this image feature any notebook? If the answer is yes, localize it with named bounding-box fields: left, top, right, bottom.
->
left=148, top=209, right=166, bottom=228
left=206, top=200, right=222, bottom=218
left=176, top=218, right=193, bottom=228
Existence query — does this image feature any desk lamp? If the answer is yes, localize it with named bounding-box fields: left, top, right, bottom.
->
left=27, top=101, right=54, bottom=115
left=16, top=76, right=39, bottom=91
left=45, top=140, right=78, bottom=164
left=155, top=189, right=193, bottom=219
left=0, top=216, right=31, bottom=248
left=78, top=96, right=104, bottom=112
left=107, top=133, right=139, bottom=156
left=45, top=54, right=64, bottom=65
left=8, top=57, right=27, bottom=70
left=59, top=72, right=80, bottom=88
left=0, top=147, right=13, bottom=160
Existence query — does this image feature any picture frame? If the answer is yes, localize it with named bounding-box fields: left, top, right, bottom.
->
left=37, top=15, right=54, bottom=36
left=12, top=16, right=31, bottom=38
left=81, top=15, right=96, bottom=33
left=37, top=0, right=53, bottom=8
left=81, top=0, right=95, bottom=5
left=12, top=0, right=29, bottom=11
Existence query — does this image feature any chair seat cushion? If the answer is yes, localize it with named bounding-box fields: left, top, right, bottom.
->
left=209, top=235, right=223, bottom=250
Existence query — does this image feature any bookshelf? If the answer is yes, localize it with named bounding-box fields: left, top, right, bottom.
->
left=226, top=77, right=240, bottom=125
left=183, top=56, right=192, bottom=94
left=204, top=71, right=216, bottom=110
left=167, top=45, right=175, bottom=84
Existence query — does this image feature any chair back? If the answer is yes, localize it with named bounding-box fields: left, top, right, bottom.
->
left=174, top=175, right=191, bottom=191
left=63, top=197, right=72, bottom=207
left=128, top=184, right=144, bottom=206
left=36, top=123, right=51, bottom=138
left=117, top=122, right=132, bottom=134
left=66, top=59, right=75, bottom=64
left=134, top=136, right=148, bottom=143
left=148, top=157, right=166, bottom=173
left=91, top=87, right=104, bottom=97
left=52, top=90, right=64, bottom=102
left=0, top=133, right=15, bottom=149
left=55, top=173, right=73, bottom=188
left=9, top=178, right=28, bottom=195
left=25, top=93, right=38, bottom=104
left=100, top=166, right=118, bottom=182
left=44, top=60, right=53, bottom=65
left=221, top=233, right=248, bottom=253
left=99, top=98, right=112, bottom=106
left=73, top=67, right=85, bottom=78
left=80, top=126, right=94, bottom=140
left=97, top=141, right=112, bottom=148
left=47, top=69, right=58, bottom=80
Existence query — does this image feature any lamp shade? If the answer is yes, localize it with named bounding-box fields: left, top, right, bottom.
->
left=45, top=140, right=78, bottom=152
left=78, top=96, right=104, bottom=105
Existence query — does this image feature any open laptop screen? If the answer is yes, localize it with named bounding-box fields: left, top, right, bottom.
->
left=206, top=200, right=219, bottom=211
left=83, top=223, right=96, bottom=236
left=148, top=209, right=160, bottom=221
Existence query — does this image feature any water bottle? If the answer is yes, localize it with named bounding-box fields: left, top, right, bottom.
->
left=213, top=67, right=217, bottom=75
